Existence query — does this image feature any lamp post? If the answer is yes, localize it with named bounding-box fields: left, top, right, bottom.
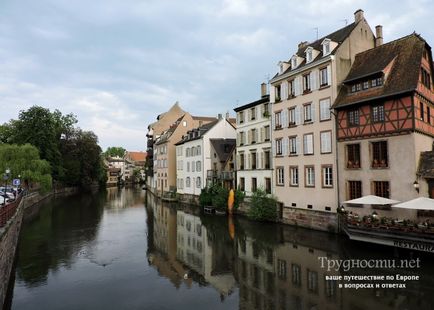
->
left=3, top=168, right=10, bottom=205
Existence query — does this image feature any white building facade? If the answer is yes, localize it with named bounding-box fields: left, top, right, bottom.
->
left=234, top=84, right=273, bottom=196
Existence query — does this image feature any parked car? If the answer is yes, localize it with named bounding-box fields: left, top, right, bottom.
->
left=0, top=190, right=14, bottom=199
left=0, top=194, right=13, bottom=204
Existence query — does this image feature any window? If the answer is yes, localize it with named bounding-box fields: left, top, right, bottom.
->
left=306, top=48, right=313, bottom=63
left=319, top=98, right=331, bottom=120
left=303, top=73, right=311, bottom=93
left=250, top=107, right=256, bottom=120
left=372, top=141, right=388, bottom=168
left=239, top=153, right=245, bottom=170
left=305, top=166, right=315, bottom=187
left=320, top=67, right=328, bottom=86
left=348, top=109, right=360, bottom=126
left=264, top=125, right=270, bottom=141
left=196, top=161, right=201, bottom=172
left=276, top=167, right=284, bottom=186
left=421, top=68, right=432, bottom=89
left=303, top=133, right=314, bottom=155
left=325, top=279, right=337, bottom=299
left=351, top=85, right=356, bottom=92
left=251, top=152, right=257, bottom=169
left=420, top=102, right=425, bottom=121
left=239, top=131, right=245, bottom=146
left=187, top=162, right=190, bottom=172
left=322, top=165, right=333, bottom=188
left=239, top=111, right=244, bottom=124
left=347, top=144, right=361, bottom=168
left=197, top=146, right=201, bottom=155
left=428, top=106, right=431, bottom=125
left=320, top=131, right=332, bottom=153
left=374, top=181, right=390, bottom=198
left=251, top=128, right=257, bottom=144
left=192, top=161, right=195, bottom=172
left=276, top=139, right=283, bottom=156
left=275, top=85, right=282, bottom=101
left=292, top=264, right=301, bottom=286
left=196, top=177, right=201, bottom=188
left=291, top=57, right=297, bottom=69
left=289, top=107, right=296, bottom=125
left=362, top=81, right=369, bottom=89
left=186, top=148, right=190, bottom=157
left=265, top=178, right=271, bottom=194
left=288, top=79, right=295, bottom=97
left=372, top=77, right=383, bottom=87
left=263, top=103, right=269, bottom=117
left=186, top=177, right=191, bottom=188
left=289, top=136, right=297, bottom=155
left=290, top=166, right=299, bottom=186
left=323, top=40, right=330, bottom=55
left=304, top=104, right=312, bottom=122
left=239, top=177, right=245, bottom=191
left=251, top=178, right=257, bottom=192
left=356, top=83, right=361, bottom=91
left=348, top=181, right=362, bottom=199
left=275, top=111, right=282, bottom=129
left=372, top=104, right=385, bottom=123
left=307, top=270, right=318, bottom=293
left=278, top=259, right=287, bottom=280
left=264, top=150, right=271, bottom=169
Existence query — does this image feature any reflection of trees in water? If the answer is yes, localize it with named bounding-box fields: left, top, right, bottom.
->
left=105, top=187, right=145, bottom=209
left=16, top=192, right=106, bottom=287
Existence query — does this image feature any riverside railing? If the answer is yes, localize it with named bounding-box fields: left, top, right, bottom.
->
left=0, top=194, right=23, bottom=228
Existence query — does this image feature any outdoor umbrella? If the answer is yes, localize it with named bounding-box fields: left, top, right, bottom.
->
left=391, top=197, right=434, bottom=210
left=343, top=195, right=400, bottom=205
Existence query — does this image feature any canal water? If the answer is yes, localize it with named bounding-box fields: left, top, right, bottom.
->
left=6, top=188, right=434, bottom=310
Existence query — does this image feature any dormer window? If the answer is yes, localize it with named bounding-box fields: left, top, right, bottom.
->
left=291, top=56, right=297, bottom=69
left=306, top=47, right=313, bottom=63
left=322, top=39, right=331, bottom=56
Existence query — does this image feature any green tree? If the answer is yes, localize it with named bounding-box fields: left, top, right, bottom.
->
left=104, top=146, right=126, bottom=158
left=0, top=144, right=52, bottom=192
left=247, top=189, right=278, bottom=222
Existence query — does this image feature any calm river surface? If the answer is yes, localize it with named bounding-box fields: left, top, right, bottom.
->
left=6, top=188, right=434, bottom=310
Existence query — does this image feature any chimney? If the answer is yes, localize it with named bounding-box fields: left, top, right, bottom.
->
left=298, top=41, right=308, bottom=49
left=375, top=25, right=383, bottom=47
left=218, top=113, right=222, bottom=120
left=354, top=9, right=364, bottom=23
left=261, top=83, right=267, bottom=97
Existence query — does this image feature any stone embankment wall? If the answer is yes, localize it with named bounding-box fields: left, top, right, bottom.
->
left=0, top=187, right=80, bottom=308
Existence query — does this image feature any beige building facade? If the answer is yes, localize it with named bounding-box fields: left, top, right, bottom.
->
left=269, top=10, right=376, bottom=230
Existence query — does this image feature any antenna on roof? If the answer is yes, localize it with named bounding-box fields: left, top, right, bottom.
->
left=313, top=27, right=319, bottom=40
left=341, top=19, right=348, bottom=26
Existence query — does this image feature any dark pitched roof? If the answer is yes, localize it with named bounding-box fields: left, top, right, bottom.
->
left=333, top=33, right=426, bottom=109
left=234, top=95, right=270, bottom=112
left=418, top=150, right=434, bottom=178
left=275, top=22, right=359, bottom=79
left=210, top=139, right=236, bottom=163
left=174, top=120, right=219, bottom=145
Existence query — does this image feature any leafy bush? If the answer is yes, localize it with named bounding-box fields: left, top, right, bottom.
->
left=212, top=186, right=229, bottom=211
left=234, top=189, right=245, bottom=210
left=199, top=185, right=213, bottom=206
left=247, top=189, right=278, bottom=222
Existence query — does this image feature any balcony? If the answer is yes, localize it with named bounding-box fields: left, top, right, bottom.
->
left=206, top=170, right=234, bottom=180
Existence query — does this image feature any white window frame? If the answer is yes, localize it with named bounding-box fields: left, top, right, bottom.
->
left=304, top=104, right=312, bottom=122
left=322, top=166, right=333, bottom=188
left=305, top=166, right=315, bottom=187
left=290, top=166, right=299, bottom=186
left=303, top=133, right=314, bottom=155
left=319, top=98, right=331, bottom=121
left=276, top=139, right=283, bottom=156
left=320, top=131, right=332, bottom=154
left=277, top=167, right=284, bottom=185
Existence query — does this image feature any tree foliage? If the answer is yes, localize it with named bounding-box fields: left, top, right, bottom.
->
left=0, top=144, right=52, bottom=192
left=247, top=189, right=278, bottom=222
left=0, top=105, right=105, bottom=189
left=104, top=146, right=126, bottom=158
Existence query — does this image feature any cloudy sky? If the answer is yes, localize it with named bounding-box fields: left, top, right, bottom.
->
left=0, top=0, right=432, bottom=151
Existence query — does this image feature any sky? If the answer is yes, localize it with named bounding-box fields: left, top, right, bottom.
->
left=0, top=0, right=433, bottom=151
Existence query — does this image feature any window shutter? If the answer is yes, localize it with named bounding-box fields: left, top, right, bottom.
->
left=237, top=133, right=240, bottom=146
left=295, top=76, right=302, bottom=96
left=248, top=153, right=251, bottom=169
left=260, top=127, right=264, bottom=142
left=327, top=65, right=332, bottom=86
left=282, top=109, right=288, bottom=127
left=236, top=154, right=240, bottom=170
left=255, top=129, right=258, bottom=142
left=311, top=102, right=316, bottom=122
left=283, top=137, right=289, bottom=156
left=248, top=130, right=251, bottom=144
left=270, top=85, right=275, bottom=103
left=282, top=81, right=288, bottom=100
left=295, top=106, right=301, bottom=125
left=272, top=140, right=276, bottom=156
left=271, top=113, right=275, bottom=129
left=260, top=152, right=264, bottom=169
left=296, top=136, right=300, bottom=154
left=310, top=72, right=316, bottom=91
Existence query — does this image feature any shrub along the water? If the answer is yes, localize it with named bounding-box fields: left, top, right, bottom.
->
left=247, top=189, right=278, bottom=222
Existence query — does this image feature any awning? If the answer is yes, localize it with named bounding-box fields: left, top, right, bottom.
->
left=392, top=197, right=434, bottom=210
left=343, top=195, right=400, bottom=205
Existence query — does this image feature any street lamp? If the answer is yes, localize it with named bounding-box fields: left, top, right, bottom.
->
left=3, top=168, right=10, bottom=205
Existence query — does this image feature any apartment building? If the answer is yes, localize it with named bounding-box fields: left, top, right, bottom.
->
left=175, top=115, right=236, bottom=199
left=234, top=84, right=272, bottom=196
left=269, top=9, right=376, bottom=231
left=333, top=33, right=434, bottom=218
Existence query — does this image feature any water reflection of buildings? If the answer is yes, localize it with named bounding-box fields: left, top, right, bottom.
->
left=177, top=211, right=236, bottom=296
left=106, top=187, right=145, bottom=210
